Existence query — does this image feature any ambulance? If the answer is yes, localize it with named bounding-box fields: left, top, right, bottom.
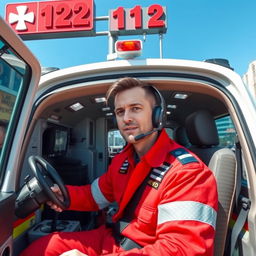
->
left=0, top=3, right=256, bottom=255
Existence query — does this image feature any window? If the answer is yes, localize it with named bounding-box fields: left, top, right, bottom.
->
left=108, top=130, right=125, bottom=158
left=0, top=37, right=29, bottom=176
left=215, top=116, right=236, bottom=148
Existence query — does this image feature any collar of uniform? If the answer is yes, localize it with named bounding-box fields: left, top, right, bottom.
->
left=121, top=143, right=137, bottom=167
left=143, top=129, right=172, bottom=167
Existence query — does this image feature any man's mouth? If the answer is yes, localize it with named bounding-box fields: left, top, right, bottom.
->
left=123, top=126, right=138, bottom=133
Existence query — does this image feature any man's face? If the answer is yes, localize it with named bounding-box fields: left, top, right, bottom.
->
left=114, top=87, right=154, bottom=143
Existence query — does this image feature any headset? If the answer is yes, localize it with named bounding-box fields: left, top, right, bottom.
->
left=150, top=86, right=166, bottom=129
left=111, top=85, right=166, bottom=142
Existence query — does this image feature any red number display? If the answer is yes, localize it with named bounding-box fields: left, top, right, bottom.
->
left=39, top=0, right=93, bottom=32
left=55, top=3, right=72, bottom=28
left=109, top=4, right=167, bottom=35
left=5, top=0, right=94, bottom=39
left=5, top=1, right=166, bottom=39
left=130, top=6, right=142, bottom=29
left=41, top=5, right=54, bottom=29
left=40, top=2, right=91, bottom=29
left=113, top=7, right=125, bottom=30
left=148, top=4, right=165, bottom=28
left=73, top=2, right=90, bottom=27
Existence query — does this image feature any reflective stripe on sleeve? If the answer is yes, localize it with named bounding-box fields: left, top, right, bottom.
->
left=91, top=178, right=110, bottom=209
left=158, top=201, right=217, bottom=229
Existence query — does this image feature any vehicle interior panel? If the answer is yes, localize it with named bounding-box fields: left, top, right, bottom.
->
left=16, top=74, right=246, bottom=256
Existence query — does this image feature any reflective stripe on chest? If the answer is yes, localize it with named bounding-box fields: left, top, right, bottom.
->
left=148, top=162, right=172, bottom=189
left=119, top=159, right=129, bottom=174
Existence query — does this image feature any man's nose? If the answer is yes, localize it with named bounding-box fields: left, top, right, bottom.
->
left=123, top=110, right=132, bottom=123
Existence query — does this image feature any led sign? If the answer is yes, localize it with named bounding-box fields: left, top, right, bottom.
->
left=5, top=2, right=167, bottom=40
left=5, top=0, right=94, bottom=40
left=109, top=4, right=167, bottom=35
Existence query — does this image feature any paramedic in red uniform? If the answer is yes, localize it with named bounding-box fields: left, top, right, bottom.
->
left=21, top=77, right=218, bottom=256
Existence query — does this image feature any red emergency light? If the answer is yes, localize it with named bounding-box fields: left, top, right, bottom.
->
left=115, top=40, right=142, bottom=59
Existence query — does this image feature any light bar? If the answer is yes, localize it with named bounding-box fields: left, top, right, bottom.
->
left=94, top=97, right=106, bottom=103
left=50, top=114, right=60, bottom=120
left=102, top=107, right=111, bottom=111
left=167, top=104, right=177, bottom=109
left=115, top=40, right=142, bottom=59
left=173, top=93, right=188, bottom=100
left=68, top=102, right=84, bottom=111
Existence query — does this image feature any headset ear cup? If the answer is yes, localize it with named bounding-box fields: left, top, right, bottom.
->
left=152, top=106, right=162, bottom=128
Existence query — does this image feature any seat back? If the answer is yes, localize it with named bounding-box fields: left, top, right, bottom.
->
left=208, top=149, right=236, bottom=256
left=185, top=110, right=221, bottom=165
left=185, top=110, right=236, bottom=256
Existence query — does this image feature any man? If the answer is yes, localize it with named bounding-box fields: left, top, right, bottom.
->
left=21, top=77, right=218, bottom=256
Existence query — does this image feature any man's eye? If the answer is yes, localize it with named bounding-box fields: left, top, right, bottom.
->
left=132, top=107, right=140, bottom=111
left=116, top=110, right=124, bottom=116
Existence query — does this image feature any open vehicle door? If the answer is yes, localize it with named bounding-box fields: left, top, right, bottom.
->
left=0, top=16, right=40, bottom=255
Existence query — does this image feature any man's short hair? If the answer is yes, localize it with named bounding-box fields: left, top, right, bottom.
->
left=106, top=77, right=157, bottom=106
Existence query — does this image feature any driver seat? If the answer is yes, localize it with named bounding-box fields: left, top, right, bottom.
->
left=185, top=110, right=236, bottom=256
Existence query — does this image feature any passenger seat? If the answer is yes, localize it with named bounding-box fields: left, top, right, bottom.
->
left=185, top=110, right=236, bottom=256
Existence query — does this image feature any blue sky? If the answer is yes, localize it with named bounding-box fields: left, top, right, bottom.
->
left=1, top=0, right=256, bottom=76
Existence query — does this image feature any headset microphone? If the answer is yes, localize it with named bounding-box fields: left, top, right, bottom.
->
left=128, top=126, right=163, bottom=143
left=133, top=128, right=160, bottom=141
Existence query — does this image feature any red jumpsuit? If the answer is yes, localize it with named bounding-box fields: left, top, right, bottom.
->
left=21, top=130, right=218, bottom=256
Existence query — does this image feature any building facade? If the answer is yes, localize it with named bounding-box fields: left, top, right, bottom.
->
left=242, top=60, right=256, bottom=98
left=215, top=116, right=236, bottom=148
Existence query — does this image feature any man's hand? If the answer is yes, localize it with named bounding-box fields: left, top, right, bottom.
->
left=59, top=249, right=88, bottom=256
left=46, top=184, right=64, bottom=212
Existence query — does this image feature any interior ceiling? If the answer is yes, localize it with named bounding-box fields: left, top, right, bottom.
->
left=41, top=89, right=227, bottom=128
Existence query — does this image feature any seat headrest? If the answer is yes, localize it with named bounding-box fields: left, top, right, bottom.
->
left=174, top=126, right=191, bottom=147
left=185, top=110, right=219, bottom=147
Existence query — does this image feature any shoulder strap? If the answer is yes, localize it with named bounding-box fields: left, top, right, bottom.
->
left=119, top=171, right=151, bottom=229
left=110, top=158, right=172, bottom=247
left=107, top=171, right=150, bottom=250
left=230, top=197, right=250, bottom=255
left=235, top=137, right=242, bottom=206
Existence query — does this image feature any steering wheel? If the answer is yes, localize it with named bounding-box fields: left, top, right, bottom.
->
left=28, top=155, right=70, bottom=210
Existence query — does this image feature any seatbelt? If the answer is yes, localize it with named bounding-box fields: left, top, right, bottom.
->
left=230, top=138, right=251, bottom=255
left=235, top=136, right=242, bottom=206
left=107, top=170, right=150, bottom=250
left=230, top=197, right=250, bottom=256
